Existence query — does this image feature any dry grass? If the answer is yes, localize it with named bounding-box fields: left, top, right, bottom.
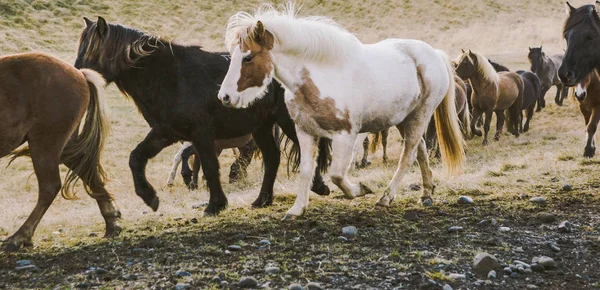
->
left=0, top=0, right=599, bottom=249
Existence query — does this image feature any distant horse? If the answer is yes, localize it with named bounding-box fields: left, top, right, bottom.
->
left=351, top=129, right=390, bottom=169
left=516, top=70, right=542, bottom=133
left=75, top=17, right=332, bottom=216
left=559, top=2, right=600, bottom=87
left=1, top=53, right=120, bottom=251
left=528, top=46, right=567, bottom=108
left=426, top=75, right=471, bottom=156
left=455, top=50, right=524, bottom=145
left=463, top=58, right=508, bottom=124
left=572, top=69, right=600, bottom=158
left=218, top=3, right=465, bottom=219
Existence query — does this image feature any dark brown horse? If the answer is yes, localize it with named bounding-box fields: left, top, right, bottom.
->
left=455, top=50, right=524, bottom=145
left=572, top=69, right=600, bottom=158
left=1, top=53, right=120, bottom=251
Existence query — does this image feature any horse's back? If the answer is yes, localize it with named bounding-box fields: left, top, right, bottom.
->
left=495, top=72, right=523, bottom=109
left=516, top=70, right=541, bottom=108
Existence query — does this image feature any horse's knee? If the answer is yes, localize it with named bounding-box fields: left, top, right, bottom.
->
left=330, top=175, right=343, bottom=187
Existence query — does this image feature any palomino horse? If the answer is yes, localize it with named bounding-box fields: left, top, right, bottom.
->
left=0, top=53, right=120, bottom=251
left=75, top=17, right=332, bottom=216
left=572, top=69, right=600, bottom=158
left=559, top=2, right=600, bottom=87
left=516, top=70, right=542, bottom=133
left=218, top=3, right=465, bottom=219
left=455, top=50, right=524, bottom=145
left=528, top=46, right=567, bottom=108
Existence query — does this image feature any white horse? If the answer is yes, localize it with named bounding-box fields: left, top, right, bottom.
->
left=217, top=3, right=465, bottom=219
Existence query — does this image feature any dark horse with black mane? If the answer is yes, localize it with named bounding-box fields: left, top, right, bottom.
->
left=75, top=17, right=331, bottom=216
left=1, top=53, right=121, bottom=251
left=559, top=2, right=600, bottom=87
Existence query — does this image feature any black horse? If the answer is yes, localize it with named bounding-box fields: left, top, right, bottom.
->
left=516, top=70, right=542, bottom=133
left=74, top=17, right=331, bottom=216
left=559, top=2, right=600, bottom=87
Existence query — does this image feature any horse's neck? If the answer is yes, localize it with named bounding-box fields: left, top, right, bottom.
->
left=272, top=54, right=304, bottom=94
left=469, top=72, right=498, bottom=97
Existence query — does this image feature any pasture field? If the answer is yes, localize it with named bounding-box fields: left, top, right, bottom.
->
left=1, top=0, right=600, bottom=289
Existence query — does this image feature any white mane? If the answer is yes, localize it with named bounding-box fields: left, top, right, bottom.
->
left=473, top=52, right=500, bottom=85
left=225, top=2, right=362, bottom=64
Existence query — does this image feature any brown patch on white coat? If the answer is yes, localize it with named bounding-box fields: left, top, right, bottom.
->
left=237, top=22, right=274, bottom=93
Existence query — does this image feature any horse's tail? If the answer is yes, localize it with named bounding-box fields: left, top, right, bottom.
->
left=60, top=69, right=111, bottom=199
left=280, top=134, right=331, bottom=175
left=460, top=94, right=471, bottom=138
left=369, top=131, right=381, bottom=153
left=434, top=50, right=466, bottom=176
left=505, top=75, right=524, bottom=137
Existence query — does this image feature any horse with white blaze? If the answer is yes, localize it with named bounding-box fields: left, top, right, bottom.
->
left=218, top=3, right=465, bottom=219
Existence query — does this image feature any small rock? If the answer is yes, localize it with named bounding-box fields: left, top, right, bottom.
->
left=531, top=263, right=545, bottom=272
left=448, top=273, right=466, bottom=281
left=442, top=284, right=453, bottom=290
left=190, top=217, right=198, bottom=224
left=121, top=274, right=137, bottom=281
left=524, top=268, right=533, bottom=274
left=562, top=184, right=573, bottom=191
left=549, top=243, right=561, bottom=252
left=176, top=270, right=192, bottom=277
left=224, top=250, right=231, bottom=254
left=409, top=183, right=421, bottom=191
left=526, top=284, right=539, bottom=289
left=491, top=218, right=498, bottom=226
left=288, top=283, right=304, bottom=290
left=510, top=272, right=518, bottom=278
left=15, top=265, right=39, bottom=272
left=422, top=199, right=433, bottom=207
left=175, top=283, right=191, bottom=290
left=338, top=236, right=348, bottom=242
left=403, top=211, right=419, bottom=221
left=537, top=212, right=556, bottom=223
left=558, top=221, right=572, bottom=233
left=258, top=239, right=271, bottom=246
left=227, top=245, right=242, bottom=251
left=341, top=226, right=358, bottom=238
left=514, top=260, right=531, bottom=268
left=529, top=197, right=547, bottom=205
left=265, top=266, right=280, bottom=274
left=535, top=256, right=556, bottom=269
left=458, top=196, right=474, bottom=204
left=514, top=247, right=525, bottom=253
left=16, top=260, right=32, bottom=267
left=473, top=252, right=499, bottom=276
left=448, top=226, right=464, bottom=233
left=503, top=267, right=512, bottom=274
left=139, top=236, right=160, bottom=248
left=517, top=266, right=526, bottom=273
left=76, top=283, right=91, bottom=289
left=487, top=270, right=496, bottom=279
left=509, top=264, right=518, bottom=271
left=88, top=232, right=98, bottom=237
left=239, top=276, right=258, bottom=288
left=306, top=282, right=324, bottom=290
left=498, top=226, right=511, bottom=232
left=477, top=220, right=491, bottom=227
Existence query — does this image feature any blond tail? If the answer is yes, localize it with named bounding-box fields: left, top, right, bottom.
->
left=369, top=131, right=381, bottom=153
left=461, top=90, right=471, bottom=138
left=434, top=51, right=466, bottom=176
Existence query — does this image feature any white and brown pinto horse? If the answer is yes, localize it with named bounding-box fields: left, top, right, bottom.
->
left=217, top=4, right=465, bottom=219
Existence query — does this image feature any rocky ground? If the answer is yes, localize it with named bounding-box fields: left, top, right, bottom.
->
left=2, top=182, right=600, bottom=289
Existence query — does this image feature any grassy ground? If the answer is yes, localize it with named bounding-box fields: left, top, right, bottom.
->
left=1, top=0, right=600, bottom=289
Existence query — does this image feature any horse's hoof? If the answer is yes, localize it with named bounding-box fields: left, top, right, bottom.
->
left=421, top=198, right=433, bottom=207
left=282, top=214, right=300, bottom=221
left=383, top=156, right=388, bottom=163
left=473, top=130, right=483, bottom=137
left=187, top=182, right=198, bottom=191
left=482, top=140, right=489, bottom=146
left=3, top=242, right=20, bottom=252
left=493, top=135, right=500, bottom=141
left=359, top=183, right=374, bottom=196
left=104, top=225, right=123, bottom=238
left=203, top=202, right=227, bottom=217
left=584, top=147, right=596, bottom=158
left=251, top=198, right=273, bottom=208
left=312, top=184, right=331, bottom=196
left=376, top=195, right=393, bottom=207
left=148, top=196, right=160, bottom=212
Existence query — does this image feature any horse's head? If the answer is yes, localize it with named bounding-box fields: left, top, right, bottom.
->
left=218, top=21, right=275, bottom=108
left=527, top=46, right=544, bottom=74
left=559, top=2, right=600, bottom=86
left=75, top=17, right=149, bottom=83
left=454, top=50, right=477, bottom=79
left=574, top=71, right=594, bottom=101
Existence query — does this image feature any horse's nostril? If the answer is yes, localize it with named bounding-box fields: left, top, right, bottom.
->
left=566, top=71, right=575, bottom=80
left=223, top=94, right=230, bottom=103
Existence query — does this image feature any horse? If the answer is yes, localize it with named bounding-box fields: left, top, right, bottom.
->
left=167, top=137, right=255, bottom=189
left=0, top=53, right=120, bottom=251
left=350, top=129, right=390, bottom=169
left=572, top=69, right=600, bottom=158
left=217, top=3, right=465, bottom=219
left=528, top=46, right=567, bottom=108
left=425, top=75, right=471, bottom=156
left=75, top=17, right=332, bottom=216
left=455, top=50, right=524, bottom=145
left=516, top=70, right=542, bottom=133
left=463, top=58, right=507, bottom=126
left=559, top=2, right=600, bottom=87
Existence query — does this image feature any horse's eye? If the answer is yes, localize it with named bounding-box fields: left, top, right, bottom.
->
left=243, top=55, right=254, bottom=63
left=588, top=35, right=596, bottom=41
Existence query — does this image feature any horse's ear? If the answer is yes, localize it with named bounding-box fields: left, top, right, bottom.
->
left=461, top=48, right=465, bottom=53
left=528, top=47, right=532, bottom=51
left=96, top=16, right=108, bottom=37
left=252, top=21, right=274, bottom=50
left=566, top=2, right=576, bottom=15
left=83, top=17, right=93, bottom=28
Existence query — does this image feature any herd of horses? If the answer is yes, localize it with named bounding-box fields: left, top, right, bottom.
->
left=1, top=1, right=600, bottom=251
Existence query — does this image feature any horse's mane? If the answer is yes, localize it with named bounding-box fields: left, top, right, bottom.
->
left=470, top=52, right=500, bottom=85
left=225, top=2, right=361, bottom=64
left=563, top=4, right=598, bottom=36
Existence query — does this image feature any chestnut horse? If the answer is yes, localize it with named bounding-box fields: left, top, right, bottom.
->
left=1, top=53, right=120, bottom=251
left=573, top=69, right=600, bottom=158
left=455, top=50, right=524, bottom=145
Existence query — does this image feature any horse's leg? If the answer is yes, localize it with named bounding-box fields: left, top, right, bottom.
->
left=190, top=130, right=227, bottom=216
left=251, top=123, right=280, bottom=208
left=180, top=145, right=196, bottom=189
left=555, top=84, right=563, bottom=106
left=471, top=106, right=483, bottom=138
left=537, top=84, right=550, bottom=111
left=129, top=129, right=176, bottom=211
left=377, top=115, right=429, bottom=207
left=350, top=133, right=368, bottom=169
left=330, top=134, right=372, bottom=199
left=524, top=106, right=534, bottom=132
left=191, top=150, right=201, bottom=188
left=229, top=140, right=256, bottom=183
left=284, top=128, right=318, bottom=220
left=382, top=128, right=389, bottom=163
left=482, top=109, right=494, bottom=145
left=359, top=135, right=370, bottom=168
left=167, top=142, right=189, bottom=186
left=5, top=139, right=63, bottom=251
left=494, top=110, right=505, bottom=141
left=561, top=86, right=569, bottom=105
left=584, top=107, right=600, bottom=158
left=416, top=138, right=435, bottom=204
